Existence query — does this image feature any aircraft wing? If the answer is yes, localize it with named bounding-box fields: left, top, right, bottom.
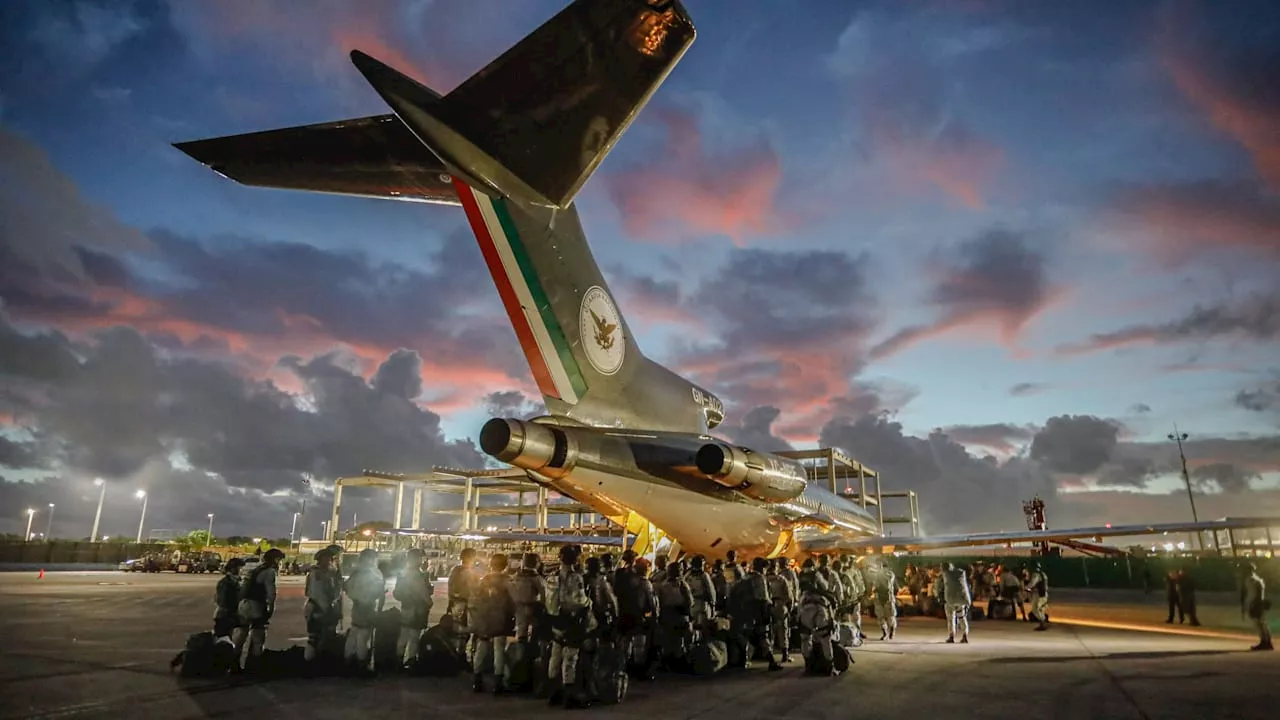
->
left=801, top=516, right=1280, bottom=554
left=173, top=114, right=460, bottom=205
left=456, top=531, right=625, bottom=548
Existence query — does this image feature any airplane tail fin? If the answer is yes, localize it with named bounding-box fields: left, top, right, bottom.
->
left=351, top=0, right=695, bottom=209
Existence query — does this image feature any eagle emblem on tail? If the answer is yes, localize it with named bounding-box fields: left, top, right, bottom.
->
left=590, top=308, right=617, bottom=351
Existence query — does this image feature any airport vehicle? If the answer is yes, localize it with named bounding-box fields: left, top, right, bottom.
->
left=176, top=0, right=1279, bottom=559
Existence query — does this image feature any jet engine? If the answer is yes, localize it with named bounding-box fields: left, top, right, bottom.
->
left=480, top=418, right=578, bottom=479
left=695, top=442, right=807, bottom=503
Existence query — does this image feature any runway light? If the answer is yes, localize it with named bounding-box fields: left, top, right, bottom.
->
left=362, top=529, right=372, bottom=537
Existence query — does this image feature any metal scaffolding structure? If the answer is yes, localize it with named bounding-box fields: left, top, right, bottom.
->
left=777, top=447, right=921, bottom=536
left=327, top=467, right=603, bottom=543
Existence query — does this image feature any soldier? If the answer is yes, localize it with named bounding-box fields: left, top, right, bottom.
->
left=840, top=556, right=866, bottom=641
left=448, top=548, right=481, bottom=656
left=869, top=559, right=898, bottom=640
left=470, top=553, right=516, bottom=694
left=303, top=550, right=342, bottom=663
left=344, top=549, right=386, bottom=675
left=686, top=555, right=717, bottom=637
left=710, top=558, right=729, bottom=614
left=796, top=574, right=837, bottom=676
left=237, top=548, right=283, bottom=671
left=549, top=545, right=595, bottom=709
left=656, top=558, right=694, bottom=663
left=736, top=557, right=782, bottom=671
left=940, top=562, right=971, bottom=644
left=767, top=557, right=795, bottom=663
left=723, top=550, right=745, bottom=595
left=394, top=548, right=433, bottom=668
left=511, top=552, right=547, bottom=643
left=999, top=564, right=1026, bottom=621
left=1241, top=562, right=1273, bottom=651
left=1026, top=563, right=1050, bottom=632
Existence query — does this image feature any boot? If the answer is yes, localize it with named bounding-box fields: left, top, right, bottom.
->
left=946, top=635, right=954, bottom=643
left=768, top=659, right=783, bottom=671
left=564, top=684, right=592, bottom=710
left=1250, top=642, right=1274, bottom=651
left=888, top=626, right=895, bottom=640
left=549, top=687, right=565, bottom=706
left=472, top=673, right=485, bottom=693
left=879, top=629, right=887, bottom=641
left=960, top=634, right=969, bottom=644
left=1035, top=621, right=1047, bottom=631
left=493, top=678, right=508, bottom=696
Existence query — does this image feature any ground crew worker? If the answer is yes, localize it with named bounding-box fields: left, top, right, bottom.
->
left=344, top=549, right=386, bottom=674
left=1027, top=563, right=1049, bottom=631
left=394, top=548, right=433, bottom=668
left=869, top=559, right=898, bottom=640
left=303, top=550, right=342, bottom=663
left=767, top=558, right=795, bottom=662
left=511, top=552, right=547, bottom=643
left=471, top=553, right=516, bottom=694
left=940, top=562, right=971, bottom=644
left=549, top=545, right=594, bottom=709
left=237, top=548, right=283, bottom=671
left=1242, top=563, right=1273, bottom=651
left=686, top=555, right=717, bottom=636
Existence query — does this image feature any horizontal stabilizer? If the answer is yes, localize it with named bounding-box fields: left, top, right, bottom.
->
left=173, top=115, right=460, bottom=205
left=352, top=0, right=696, bottom=209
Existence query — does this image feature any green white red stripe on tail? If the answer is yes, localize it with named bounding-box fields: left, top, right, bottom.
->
left=453, top=178, right=588, bottom=405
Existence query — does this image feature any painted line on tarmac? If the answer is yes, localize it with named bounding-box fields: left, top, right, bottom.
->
left=1052, top=616, right=1254, bottom=641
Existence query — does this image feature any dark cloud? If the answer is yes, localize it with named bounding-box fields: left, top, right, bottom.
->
left=720, top=406, right=794, bottom=453
left=0, top=437, right=43, bottom=469
left=941, top=423, right=1035, bottom=455
left=1130, top=403, right=1153, bottom=414
left=1110, top=182, right=1280, bottom=267
left=482, top=390, right=544, bottom=419
left=820, top=413, right=1056, bottom=533
left=0, top=128, right=151, bottom=281
left=1093, top=456, right=1160, bottom=489
left=871, top=229, right=1053, bottom=359
left=1235, top=378, right=1280, bottom=414
left=1029, top=415, right=1121, bottom=475
left=1158, top=3, right=1280, bottom=190
left=674, top=247, right=878, bottom=435
left=371, top=349, right=423, bottom=400
left=1010, top=382, right=1048, bottom=397
left=1056, top=292, right=1280, bottom=355
left=0, top=312, right=481, bottom=500
left=1190, top=461, right=1260, bottom=494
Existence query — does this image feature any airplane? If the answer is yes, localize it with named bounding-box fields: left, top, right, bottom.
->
left=175, top=0, right=1279, bottom=560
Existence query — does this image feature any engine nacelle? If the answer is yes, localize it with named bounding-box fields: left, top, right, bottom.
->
left=695, top=442, right=807, bottom=503
left=479, top=418, right=578, bottom=479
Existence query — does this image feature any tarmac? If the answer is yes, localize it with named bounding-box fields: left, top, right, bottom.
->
left=0, top=571, right=1274, bottom=720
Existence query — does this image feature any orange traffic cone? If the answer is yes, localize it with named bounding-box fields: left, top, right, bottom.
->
left=38, top=568, right=44, bottom=579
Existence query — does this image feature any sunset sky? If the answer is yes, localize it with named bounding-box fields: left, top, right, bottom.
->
left=1, top=0, right=1278, bottom=539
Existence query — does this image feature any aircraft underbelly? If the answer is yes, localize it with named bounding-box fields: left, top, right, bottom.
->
left=572, top=467, right=781, bottom=558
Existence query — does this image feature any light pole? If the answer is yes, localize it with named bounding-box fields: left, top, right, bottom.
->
left=25, top=508, right=36, bottom=542
left=1168, top=424, right=1204, bottom=551
left=321, top=520, right=329, bottom=542
left=289, top=512, right=299, bottom=552
left=45, top=503, right=55, bottom=539
left=206, top=513, right=215, bottom=550
left=135, top=490, right=148, bottom=544
left=91, top=478, right=107, bottom=543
